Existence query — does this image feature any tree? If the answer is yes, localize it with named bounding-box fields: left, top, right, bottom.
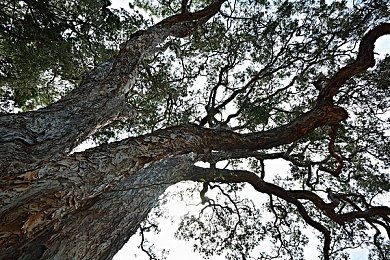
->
left=1, top=0, right=390, bottom=259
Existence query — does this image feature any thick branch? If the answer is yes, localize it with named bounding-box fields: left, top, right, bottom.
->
left=340, top=207, right=390, bottom=221
left=0, top=98, right=353, bottom=258
left=197, top=104, right=347, bottom=151
left=0, top=101, right=349, bottom=236
left=187, top=166, right=390, bottom=225
left=183, top=166, right=390, bottom=259
left=183, top=166, right=332, bottom=258
left=0, top=101, right=346, bottom=255
left=0, top=0, right=227, bottom=176
left=317, top=23, right=390, bottom=104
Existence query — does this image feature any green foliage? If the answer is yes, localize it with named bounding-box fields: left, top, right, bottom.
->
left=2, top=0, right=390, bottom=258
left=0, top=0, right=145, bottom=111
left=129, top=0, right=390, bottom=258
left=175, top=184, right=268, bottom=259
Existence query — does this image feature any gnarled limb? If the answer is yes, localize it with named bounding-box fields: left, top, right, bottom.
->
left=1, top=3, right=389, bottom=259
left=182, top=165, right=390, bottom=259
left=0, top=104, right=349, bottom=251
left=0, top=0, right=228, bottom=177
left=317, top=23, right=390, bottom=105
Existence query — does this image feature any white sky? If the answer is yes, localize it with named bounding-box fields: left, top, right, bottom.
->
left=108, top=1, right=390, bottom=259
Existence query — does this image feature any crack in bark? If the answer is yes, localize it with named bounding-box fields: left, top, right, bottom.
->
left=0, top=3, right=389, bottom=259
left=0, top=0, right=229, bottom=177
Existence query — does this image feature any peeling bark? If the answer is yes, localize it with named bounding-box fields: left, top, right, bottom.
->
left=0, top=103, right=352, bottom=259
left=0, top=2, right=389, bottom=259
left=0, top=102, right=346, bottom=255
left=0, top=0, right=228, bottom=177
left=2, top=155, right=194, bottom=260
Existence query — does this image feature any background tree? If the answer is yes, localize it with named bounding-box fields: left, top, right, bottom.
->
left=0, top=0, right=389, bottom=259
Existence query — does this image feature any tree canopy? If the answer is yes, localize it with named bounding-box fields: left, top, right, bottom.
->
left=0, top=0, right=390, bottom=259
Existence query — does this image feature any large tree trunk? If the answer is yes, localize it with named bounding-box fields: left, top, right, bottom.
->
left=1, top=0, right=389, bottom=257
left=3, top=155, right=194, bottom=259
left=0, top=104, right=347, bottom=259
left=0, top=1, right=228, bottom=258
left=0, top=0, right=227, bottom=177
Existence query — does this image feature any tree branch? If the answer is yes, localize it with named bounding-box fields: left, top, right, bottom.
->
left=182, top=165, right=390, bottom=259
left=317, top=23, right=390, bottom=105
left=181, top=0, right=188, bottom=13
left=0, top=0, right=228, bottom=176
left=182, top=166, right=332, bottom=258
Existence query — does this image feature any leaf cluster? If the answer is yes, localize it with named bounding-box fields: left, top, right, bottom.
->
left=0, top=0, right=145, bottom=111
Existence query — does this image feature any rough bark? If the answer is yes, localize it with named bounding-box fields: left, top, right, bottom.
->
left=0, top=0, right=228, bottom=177
left=0, top=103, right=346, bottom=258
left=0, top=1, right=389, bottom=258
left=2, top=155, right=194, bottom=259
left=0, top=1, right=228, bottom=258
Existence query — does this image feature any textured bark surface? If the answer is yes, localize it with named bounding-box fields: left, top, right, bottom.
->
left=0, top=0, right=227, bottom=177
left=0, top=0, right=389, bottom=258
left=0, top=1, right=228, bottom=259
left=3, top=155, right=194, bottom=259
left=0, top=104, right=349, bottom=259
